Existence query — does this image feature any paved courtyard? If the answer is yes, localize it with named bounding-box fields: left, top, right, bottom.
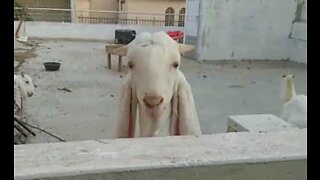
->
left=15, top=39, right=307, bottom=143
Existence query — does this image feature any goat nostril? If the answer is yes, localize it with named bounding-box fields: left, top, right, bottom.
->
left=158, top=98, right=164, bottom=105
left=144, top=101, right=152, bottom=108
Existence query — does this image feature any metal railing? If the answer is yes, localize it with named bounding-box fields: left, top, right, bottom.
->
left=14, top=7, right=185, bottom=27
left=77, top=16, right=183, bottom=26
left=14, top=7, right=72, bottom=22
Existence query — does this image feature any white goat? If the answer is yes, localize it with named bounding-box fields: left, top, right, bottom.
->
left=114, top=31, right=201, bottom=138
left=14, top=73, right=35, bottom=113
left=280, top=74, right=307, bottom=128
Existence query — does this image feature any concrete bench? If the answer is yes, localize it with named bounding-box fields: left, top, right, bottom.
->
left=227, top=114, right=298, bottom=133
left=105, top=44, right=125, bottom=72
left=14, top=129, right=306, bottom=180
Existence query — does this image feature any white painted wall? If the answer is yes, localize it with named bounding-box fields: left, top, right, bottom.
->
left=184, top=0, right=200, bottom=59
left=16, top=21, right=184, bottom=41
left=14, top=21, right=18, bottom=49
left=14, top=21, right=27, bottom=49
left=185, top=0, right=200, bottom=37
left=288, top=38, right=306, bottom=64
left=288, top=22, right=307, bottom=63
left=188, top=0, right=306, bottom=64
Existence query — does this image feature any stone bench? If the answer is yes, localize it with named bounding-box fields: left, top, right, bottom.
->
left=227, top=114, right=298, bottom=133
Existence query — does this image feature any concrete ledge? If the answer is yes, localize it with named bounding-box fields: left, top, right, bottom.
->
left=227, top=114, right=298, bottom=132
left=14, top=129, right=306, bottom=180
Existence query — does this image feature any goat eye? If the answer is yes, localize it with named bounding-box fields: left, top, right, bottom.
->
left=172, top=62, right=179, bottom=68
left=128, top=61, right=134, bottom=69
left=25, top=81, right=29, bottom=84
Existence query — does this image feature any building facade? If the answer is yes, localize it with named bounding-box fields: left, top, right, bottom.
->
left=73, top=0, right=186, bottom=26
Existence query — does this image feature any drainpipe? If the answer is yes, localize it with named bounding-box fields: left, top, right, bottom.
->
left=183, top=0, right=188, bottom=44
left=196, top=0, right=204, bottom=61
left=70, top=0, right=76, bottom=23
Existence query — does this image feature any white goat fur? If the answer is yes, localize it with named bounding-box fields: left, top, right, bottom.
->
left=280, top=75, right=307, bottom=128
left=14, top=73, right=35, bottom=112
left=115, top=31, right=201, bottom=138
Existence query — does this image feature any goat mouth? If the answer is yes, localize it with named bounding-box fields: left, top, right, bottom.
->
left=150, top=111, right=161, bottom=118
left=145, top=107, right=163, bottom=118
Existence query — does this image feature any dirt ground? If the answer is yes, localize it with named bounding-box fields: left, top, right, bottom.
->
left=15, top=39, right=307, bottom=144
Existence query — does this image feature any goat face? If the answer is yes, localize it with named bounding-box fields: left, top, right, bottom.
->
left=15, top=73, right=35, bottom=97
left=114, top=31, right=198, bottom=138
left=127, top=32, right=181, bottom=118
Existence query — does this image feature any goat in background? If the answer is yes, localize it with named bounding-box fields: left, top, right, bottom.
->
left=280, top=74, right=307, bottom=128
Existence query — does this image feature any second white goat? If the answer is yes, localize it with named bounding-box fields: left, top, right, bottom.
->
left=280, top=74, right=307, bottom=128
left=14, top=73, right=35, bottom=113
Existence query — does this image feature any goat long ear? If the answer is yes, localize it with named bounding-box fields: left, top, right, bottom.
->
left=116, top=74, right=137, bottom=138
left=179, top=44, right=195, bottom=55
left=171, top=71, right=202, bottom=136
left=112, top=45, right=129, bottom=56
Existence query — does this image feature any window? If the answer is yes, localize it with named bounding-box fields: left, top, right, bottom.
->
left=178, top=8, right=185, bottom=27
left=165, top=7, right=175, bottom=26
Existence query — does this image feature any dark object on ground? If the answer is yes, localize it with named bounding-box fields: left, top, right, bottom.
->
left=44, top=62, right=61, bottom=71
left=14, top=117, right=36, bottom=136
left=58, top=86, right=72, bottom=92
left=14, top=116, right=36, bottom=144
left=14, top=116, right=66, bottom=143
left=115, top=29, right=136, bottom=44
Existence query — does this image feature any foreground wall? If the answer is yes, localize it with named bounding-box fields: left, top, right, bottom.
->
left=14, top=21, right=184, bottom=41
left=14, top=129, right=306, bottom=180
left=188, top=0, right=306, bottom=63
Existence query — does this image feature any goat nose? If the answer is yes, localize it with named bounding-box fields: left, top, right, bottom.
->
left=28, top=92, right=33, bottom=97
left=143, top=96, right=164, bottom=108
